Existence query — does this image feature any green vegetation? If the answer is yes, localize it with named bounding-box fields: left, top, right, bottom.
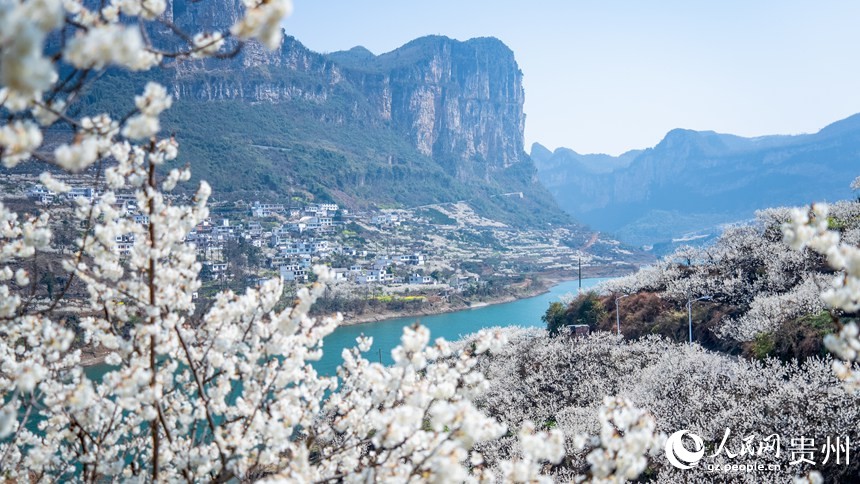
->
left=768, top=310, right=838, bottom=360
left=541, top=301, right=567, bottom=337
left=543, top=292, right=607, bottom=336
left=370, top=295, right=425, bottom=303
left=565, top=292, right=608, bottom=330
left=67, top=68, right=570, bottom=229
left=546, top=290, right=842, bottom=361
left=308, top=293, right=427, bottom=316
left=751, top=333, right=776, bottom=360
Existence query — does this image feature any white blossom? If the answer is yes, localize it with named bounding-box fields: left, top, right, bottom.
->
left=54, top=137, right=99, bottom=171
left=231, top=0, right=293, bottom=49
left=0, top=120, right=42, bottom=167
left=0, top=0, right=61, bottom=104
left=192, top=32, right=225, bottom=58
left=122, top=82, right=172, bottom=140
left=64, top=23, right=160, bottom=70
left=469, top=327, right=860, bottom=481
left=31, top=98, right=65, bottom=126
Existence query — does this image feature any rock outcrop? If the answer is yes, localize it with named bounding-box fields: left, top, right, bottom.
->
left=158, top=0, right=527, bottom=181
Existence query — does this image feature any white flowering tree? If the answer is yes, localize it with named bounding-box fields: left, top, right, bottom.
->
left=0, top=0, right=578, bottom=481
left=783, top=202, right=860, bottom=386
left=595, top=202, right=860, bottom=354
left=468, top=327, right=860, bottom=482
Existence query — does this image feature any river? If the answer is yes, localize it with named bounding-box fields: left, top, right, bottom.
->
left=84, top=278, right=607, bottom=379
left=314, top=277, right=608, bottom=375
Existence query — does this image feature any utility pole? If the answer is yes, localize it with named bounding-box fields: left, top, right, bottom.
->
left=686, top=299, right=692, bottom=344
left=578, top=257, right=582, bottom=294
left=687, top=295, right=712, bottom=344
left=615, top=294, right=630, bottom=336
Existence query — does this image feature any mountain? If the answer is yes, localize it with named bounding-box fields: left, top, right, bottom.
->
left=533, top=116, right=860, bottom=248
left=57, top=1, right=568, bottom=228
left=530, top=143, right=641, bottom=175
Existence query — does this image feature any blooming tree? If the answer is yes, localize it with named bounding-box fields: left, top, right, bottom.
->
left=468, top=327, right=860, bottom=482
left=0, top=0, right=571, bottom=481
left=783, top=201, right=860, bottom=390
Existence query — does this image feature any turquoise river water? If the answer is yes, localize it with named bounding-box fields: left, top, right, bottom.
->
left=314, top=277, right=607, bottom=375
left=84, top=278, right=607, bottom=379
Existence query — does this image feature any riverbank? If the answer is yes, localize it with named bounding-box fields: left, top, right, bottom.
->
left=75, top=279, right=548, bottom=367
left=342, top=280, right=548, bottom=325
left=337, top=267, right=625, bottom=326
left=79, top=277, right=610, bottom=375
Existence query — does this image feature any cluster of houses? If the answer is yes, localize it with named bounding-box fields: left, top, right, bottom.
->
left=27, top=185, right=479, bottom=291
left=28, top=184, right=148, bottom=255
left=277, top=251, right=430, bottom=285
left=28, top=184, right=108, bottom=207
left=340, top=253, right=429, bottom=285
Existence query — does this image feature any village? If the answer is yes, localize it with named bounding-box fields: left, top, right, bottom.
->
left=6, top=172, right=640, bottom=316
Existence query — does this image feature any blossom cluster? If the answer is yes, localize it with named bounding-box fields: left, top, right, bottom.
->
left=783, top=203, right=860, bottom=312
left=573, top=396, right=664, bottom=483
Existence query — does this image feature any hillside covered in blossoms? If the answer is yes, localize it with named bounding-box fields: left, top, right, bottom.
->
left=1, top=0, right=860, bottom=482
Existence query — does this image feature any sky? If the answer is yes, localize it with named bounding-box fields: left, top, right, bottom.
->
left=285, top=1, right=860, bottom=156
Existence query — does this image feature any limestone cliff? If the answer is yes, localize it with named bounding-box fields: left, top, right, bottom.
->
left=343, top=36, right=527, bottom=180
left=70, top=0, right=568, bottom=227
left=160, top=0, right=528, bottom=181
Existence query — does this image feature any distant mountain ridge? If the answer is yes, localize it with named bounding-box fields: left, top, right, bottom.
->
left=530, top=144, right=641, bottom=175
left=532, top=115, right=860, bottom=248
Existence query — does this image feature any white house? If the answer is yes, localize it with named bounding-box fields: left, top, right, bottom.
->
left=355, top=273, right=377, bottom=284
left=403, top=253, right=425, bottom=266
left=247, top=222, right=263, bottom=236
left=251, top=201, right=285, bottom=218
left=279, top=264, right=308, bottom=282
left=373, top=257, right=394, bottom=270
left=270, top=234, right=291, bottom=248
left=112, top=233, right=135, bottom=256
left=28, top=184, right=56, bottom=204
left=408, top=274, right=434, bottom=285
left=311, top=240, right=330, bottom=254
left=68, top=187, right=95, bottom=203
left=369, top=269, right=393, bottom=284
left=371, top=214, right=400, bottom=226
left=331, top=268, right=348, bottom=283
left=203, top=262, right=228, bottom=280
left=204, top=244, right=224, bottom=261
left=449, top=274, right=479, bottom=290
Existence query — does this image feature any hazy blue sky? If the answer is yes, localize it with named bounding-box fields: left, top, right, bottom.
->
left=286, top=1, right=860, bottom=155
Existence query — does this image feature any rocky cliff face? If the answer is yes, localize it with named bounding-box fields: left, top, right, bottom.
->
left=158, top=0, right=527, bottom=181
left=364, top=36, right=527, bottom=180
